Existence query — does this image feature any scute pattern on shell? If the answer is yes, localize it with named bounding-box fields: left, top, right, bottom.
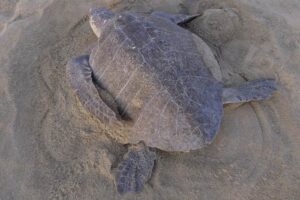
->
left=89, top=11, right=223, bottom=151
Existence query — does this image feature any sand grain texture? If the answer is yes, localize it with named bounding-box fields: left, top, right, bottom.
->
left=0, top=0, right=300, bottom=199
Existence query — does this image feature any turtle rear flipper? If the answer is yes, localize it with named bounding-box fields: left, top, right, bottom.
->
left=66, top=55, right=118, bottom=123
left=115, top=143, right=156, bottom=194
left=222, top=79, right=277, bottom=104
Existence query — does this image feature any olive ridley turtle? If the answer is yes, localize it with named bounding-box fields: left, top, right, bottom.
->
left=66, top=7, right=277, bottom=194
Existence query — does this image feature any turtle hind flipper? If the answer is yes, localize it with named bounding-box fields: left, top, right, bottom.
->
left=66, top=55, right=118, bottom=123
left=222, top=79, right=277, bottom=104
left=115, top=143, right=156, bottom=194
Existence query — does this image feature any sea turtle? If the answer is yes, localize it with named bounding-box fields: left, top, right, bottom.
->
left=66, top=7, right=277, bottom=194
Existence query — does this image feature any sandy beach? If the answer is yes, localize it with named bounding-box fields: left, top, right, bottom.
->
left=0, top=0, right=300, bottom=199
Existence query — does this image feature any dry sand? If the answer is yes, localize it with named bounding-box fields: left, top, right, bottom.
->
left=0, top=0, right=300, bottom=199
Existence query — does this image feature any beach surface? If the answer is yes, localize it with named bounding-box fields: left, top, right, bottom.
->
left=0, top=0, right=300, bottom=199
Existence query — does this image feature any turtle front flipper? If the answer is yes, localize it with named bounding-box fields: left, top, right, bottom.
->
left=151, top=11, right=200, bottom=24
left=66, top=55, right=118, bottom=123
left=222, top=79, right=277, bottom=104
left=115, top=143, right=156, bottom=194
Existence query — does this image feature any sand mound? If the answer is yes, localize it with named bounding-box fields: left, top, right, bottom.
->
left=0, top=0, right=300, bottom=199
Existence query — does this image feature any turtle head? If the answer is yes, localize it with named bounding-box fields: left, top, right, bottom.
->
left=89, top=7, right=114, bottom=38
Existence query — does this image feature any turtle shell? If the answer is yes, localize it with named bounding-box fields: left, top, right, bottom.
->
left=90, top=11, right=223, bottom=152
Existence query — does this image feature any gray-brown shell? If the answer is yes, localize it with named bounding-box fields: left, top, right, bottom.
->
left=89, top=11, right=223, bottom=152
